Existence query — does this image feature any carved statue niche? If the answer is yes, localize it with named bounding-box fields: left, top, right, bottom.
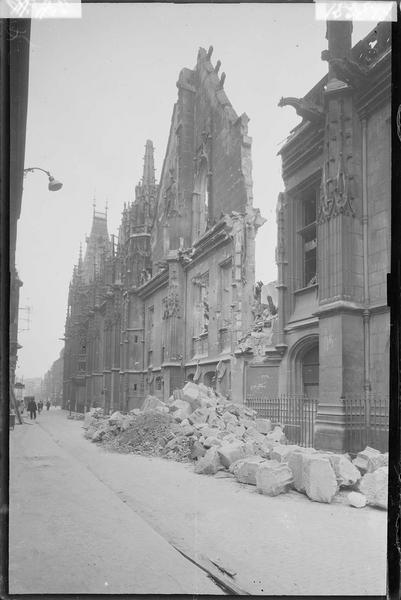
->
left=192, top=272, right=209, bottom=334
left=164, top=167, right=180, bottom=218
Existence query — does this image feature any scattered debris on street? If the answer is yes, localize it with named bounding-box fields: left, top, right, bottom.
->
left=82, top=382, right=388, bottom=510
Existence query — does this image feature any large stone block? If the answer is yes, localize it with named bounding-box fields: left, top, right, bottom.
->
left=190, top=440, right=207, bottom=460
left=302, top=455, right=338, bottom=503
left=255, top=418, right=272, bottom=434
left=348, top=491, right=367, bottom=508
left=359, top=466, right=388, bottom=509
left=188, top=407, right=210, bottom=425
left=270, top=444, right=300, bottom=463
left=243, top=427, right=266, bottom=444
left=221, top=411, right=238, bottom=426
left=217, top=441, right=246, bottom=468
left=203, top=436, right=222, bottom=448
left=352, top=446, right=386, bottom=473
left=266, top=426, right=286, bottom=443
left=231, top=456, right=266, bottom=485
left=194, top=447, right=223, bottom=475
left=255, top=461, right=293, bottom=496
left=182, top=382, right=202, bottom=409
left=169, top=399, right=193, bottom=421
left=287, top=448, right=317, bottom=493
left=328, top=454, right=361, bottom=487
left=207, top=413, right=225, bottom=430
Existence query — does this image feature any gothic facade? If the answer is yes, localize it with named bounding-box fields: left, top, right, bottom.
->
left=257, top=22, right=390, bottom=451
left=62, top=47, right=265, bottom=412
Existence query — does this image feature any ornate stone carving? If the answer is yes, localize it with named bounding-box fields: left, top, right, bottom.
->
left=275, top=192, right=286, bottom=264
left=318, top=99, right=355, bottom=224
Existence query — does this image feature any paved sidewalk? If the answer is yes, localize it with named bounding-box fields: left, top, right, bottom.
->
left=9, top=409, right=388, bottom=595
left=9, top=416, right=221, bottom=595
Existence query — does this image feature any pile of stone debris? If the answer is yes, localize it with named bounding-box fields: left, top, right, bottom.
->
left=82, top=382, right=388, bottom=510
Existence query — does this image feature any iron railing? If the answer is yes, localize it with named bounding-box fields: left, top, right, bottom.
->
left=245, top=395, right=318, bottom=447
left=343, top=394, right=389, bottom=454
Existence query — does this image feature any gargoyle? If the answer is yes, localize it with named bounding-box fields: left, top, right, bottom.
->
left=278, top=96, right=325, bottom=125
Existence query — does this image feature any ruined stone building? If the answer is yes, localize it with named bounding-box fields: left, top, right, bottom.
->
left=252, top=21, right=390, bottom=452
left=62, top=47, right=265, bottom=413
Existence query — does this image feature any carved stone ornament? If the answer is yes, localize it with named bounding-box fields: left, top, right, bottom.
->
left=318, top=99, right=355, bottom=224
left=318, top=154, right=355, bottom=223
left=162, top=289, right=180, bottom=318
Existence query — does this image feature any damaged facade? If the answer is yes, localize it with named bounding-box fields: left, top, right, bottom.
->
left=255, top=22, right=390, bottom=451
left=62, top=47, right=265, bottom=412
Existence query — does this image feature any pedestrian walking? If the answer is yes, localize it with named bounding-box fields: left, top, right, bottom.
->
left=46, top=400, right=51, bottom=411
left=27, top=398, right=37, bottom=420
left=38, top=400, right=43, bottom=414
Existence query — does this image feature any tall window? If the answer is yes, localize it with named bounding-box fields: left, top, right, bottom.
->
left=147, top=306, right=154, bottom=366
left=299, top=188, right=318, bottom=287
left=219, top=261, right=232, bottom=325
left=192, top=273, right=209, bottom=338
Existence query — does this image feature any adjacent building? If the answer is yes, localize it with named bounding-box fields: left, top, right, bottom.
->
left=63, top=47, right=265, bottom=412
left=42, top=349, right=64, bottom=406
left=262, top=21, right=390, bottom=452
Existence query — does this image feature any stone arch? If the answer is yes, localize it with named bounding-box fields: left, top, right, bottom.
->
left=204, top=370, right=216, bottom=390
left=288, top=333, right=319, bottom=397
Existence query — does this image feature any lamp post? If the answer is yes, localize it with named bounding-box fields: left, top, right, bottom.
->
left=23, top=167, right=63, bottom=191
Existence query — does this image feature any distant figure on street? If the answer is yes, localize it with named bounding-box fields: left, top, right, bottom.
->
left=38, top=400, right=43, bottom=414
left=46, top=400, right=51, bottom=411
left=27, top=398, right=37, bottom=420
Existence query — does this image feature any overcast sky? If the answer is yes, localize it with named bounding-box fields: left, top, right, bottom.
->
left=15, top=3, right=373, bottom=380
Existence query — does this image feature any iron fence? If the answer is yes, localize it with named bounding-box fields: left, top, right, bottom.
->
left=343, top=394, right=389, bottom=454
left=245, top=395, right=318, bottom=447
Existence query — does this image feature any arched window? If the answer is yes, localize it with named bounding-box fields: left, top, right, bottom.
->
left=193, top=160, right=210, bottom=240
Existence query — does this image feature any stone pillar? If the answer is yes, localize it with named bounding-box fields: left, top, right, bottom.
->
left=314, top=20, right=364, bottom=452
left=314, top=308, right=364, bottom=451
left=275, top=192, right=288, bottom=353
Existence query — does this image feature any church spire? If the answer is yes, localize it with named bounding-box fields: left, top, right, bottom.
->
left=142, top=139, right=155, bottom=187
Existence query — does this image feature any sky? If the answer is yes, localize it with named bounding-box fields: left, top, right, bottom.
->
left=15, top=3, right=374, bottom=380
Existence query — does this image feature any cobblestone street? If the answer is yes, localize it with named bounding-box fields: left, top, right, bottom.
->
left=9, top=409, right=387, bottom=595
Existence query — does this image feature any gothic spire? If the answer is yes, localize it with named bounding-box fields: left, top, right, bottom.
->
left=142, top=139, right=155, bottom=187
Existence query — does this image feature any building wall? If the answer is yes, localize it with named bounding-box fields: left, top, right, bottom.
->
left=367, top=104, right=391, bottom=304
left=274, top=22, right=390, bottom=450
left=61, top=47, right=264, bottom=412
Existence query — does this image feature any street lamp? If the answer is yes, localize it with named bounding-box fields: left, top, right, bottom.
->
left=23, top=167, right=63, bottom=191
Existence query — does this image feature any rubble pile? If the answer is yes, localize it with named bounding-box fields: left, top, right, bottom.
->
left=81, top=383, right=388, bottom=510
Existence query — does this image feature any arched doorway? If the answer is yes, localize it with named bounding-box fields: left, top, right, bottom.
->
left=289, top=334, right=319, bottom=399
left=302, top=345, right=319, bottom=398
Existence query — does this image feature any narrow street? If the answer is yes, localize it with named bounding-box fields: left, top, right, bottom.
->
left=10, top=408, right=387, bottom=596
